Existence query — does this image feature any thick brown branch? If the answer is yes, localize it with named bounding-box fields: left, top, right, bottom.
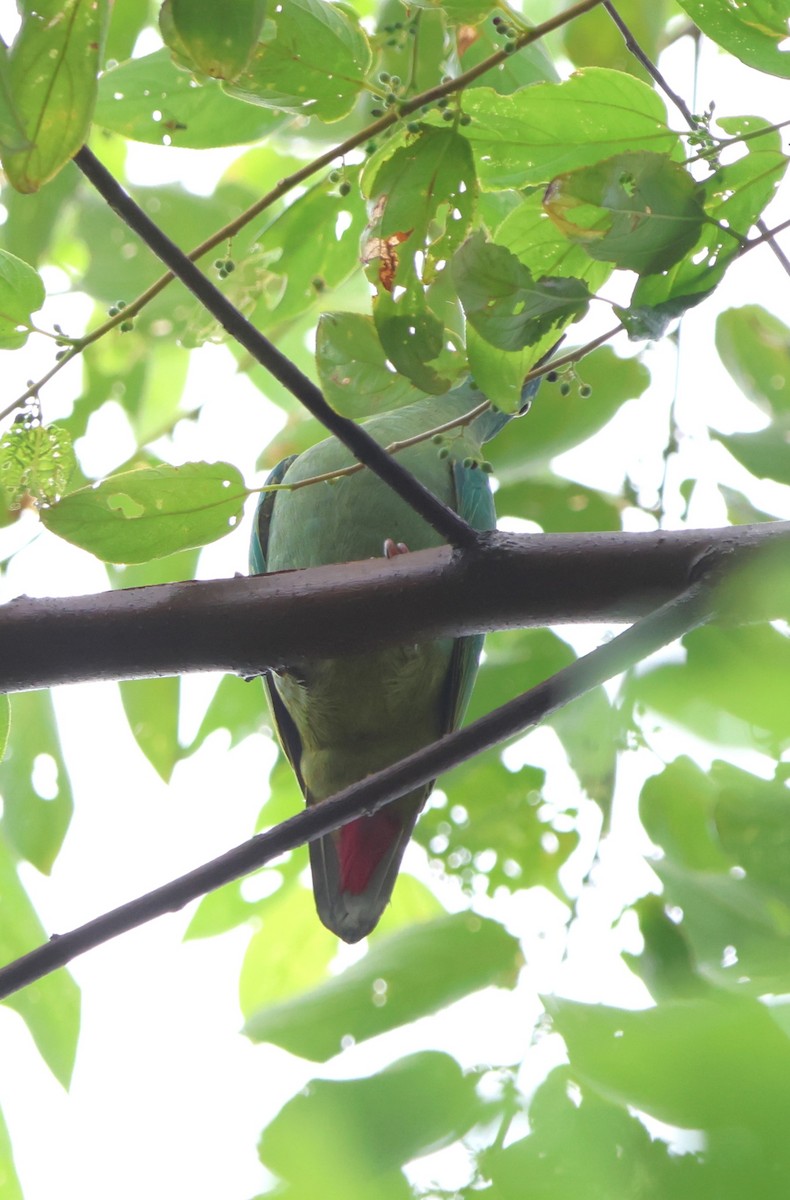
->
left=0, top=571, right=715, bottom=1000
left=1, top=523, right=788, bottom=694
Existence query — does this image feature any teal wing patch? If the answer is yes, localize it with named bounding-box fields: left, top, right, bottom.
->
left=249, top=455, right=298, bottom=575
left=441, top=460, right=495, bottom=733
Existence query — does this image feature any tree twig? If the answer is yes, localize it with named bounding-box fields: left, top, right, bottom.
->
left=0, top=565, right=720, bottom=1000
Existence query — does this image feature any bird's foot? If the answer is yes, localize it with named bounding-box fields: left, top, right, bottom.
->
left=383, top=538, right=409, bottom=558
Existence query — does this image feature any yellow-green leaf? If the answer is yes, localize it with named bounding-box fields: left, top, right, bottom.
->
left=3, top=0, right=109, bottom=192
left=41, top=461, right=248, bottom=563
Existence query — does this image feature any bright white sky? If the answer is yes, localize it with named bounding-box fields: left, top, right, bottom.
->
left=0, top=16, right=788, bottom=1200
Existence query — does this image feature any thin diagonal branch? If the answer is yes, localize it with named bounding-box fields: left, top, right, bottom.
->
left=72, top=146, right=477, bottom=549
left=0, top=567, right=718, bottom=1001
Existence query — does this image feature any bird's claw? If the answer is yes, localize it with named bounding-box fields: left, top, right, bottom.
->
left=384, top=538, right=409, bottom=558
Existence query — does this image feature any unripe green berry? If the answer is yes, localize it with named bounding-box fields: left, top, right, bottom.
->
left=120, top=319, right=134, bottom=332
left=459, top=113, right=471, bottom=126
left=438, top=446, right=450, bottom=459
left=559, top=381, right=571, bottom=396
left=339, top=180, right=351, bottom=196
left=579, top=383, right=592, bottom=398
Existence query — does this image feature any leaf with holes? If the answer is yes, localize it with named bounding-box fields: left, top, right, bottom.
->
left=452, top=232, right=590, bottom=356
left=41, top=461, right=248, bottom=563
left=0, top=423, right=75, bottom=508
left=544, top=152, right=706, bottom=275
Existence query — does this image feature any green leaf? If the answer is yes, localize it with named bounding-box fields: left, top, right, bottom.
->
left=226, top=0, right=371, bottom=122
left=677, top=0, right=790, bottom=77
left=316, top=312, right=426, bottom=418
left=0, top=1101, right=22, bottom=1200
left=716, top=305, right=790, bottom=418
left=626, top=115, right=787, bottom=334
left=239, top=882, right=337, bottom=1019
left=640, top=756, right=790, bottom=995
left=105, top=0, right=151, bottom=63
left=244, top=911, right=521, bottom=1060
left=41, top=461, right=248, bottom=563
left=250, top=174, right=367, bottom=329
left=0, top=248, right=45, bottom=349
left=119, top=677, right=180, bottom=782
left=458, top=10, right=559, bottom=93
left=2, top=0, right=108, bottom=192
left=0, top=696, right=9, bottom=763
left=457, top=69, right=677, bottom=190
left=452, top=232, right=590, bottom=357
left=95, top=49, right=284, bottom=148
left=0, top=423, right=74, bottom=507
left=109, top=550, right=199, bottom=778
left=186, top=671, right=264, bottom=756
left=544, top=152, right=706, bottom=274
left=633, top=624, right=790, bottom=753
left=415, top=751, right=576, bottom=896
left=495, top=478, right=622, bottom=534
left=367, top=126, right=477, bottom=286
left=547, top=992, right=790, bottom=1131
left=640, top=757, right=734, bottom=872
left=373, top=294, right=459, bottom=394
left=715, top=424, right=790, bottom=486
left=462, top=190, right=614, bottom=408
left=485, top=1066, right=688, bottom=1200
left=162, top=0, right=267, bottom=82
left=624, top=894, right=708, bottom=1002
left=467, top=627, right=615, bottom=816
left=0, top=41, right=30, bottom=154
left=0, top=690, right=73, bottom=874
left=258, top=1052, right=487, bottom=1192
left=496, top=188, right=615, bottom=290
left=0, top=829, right=80, bottom=1088
left=562, top=0, right=670, bottom=79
